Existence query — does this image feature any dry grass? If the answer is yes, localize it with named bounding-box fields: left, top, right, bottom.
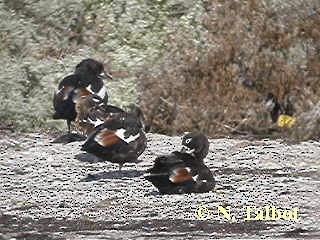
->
left=138, top=0, right=320, bottom=139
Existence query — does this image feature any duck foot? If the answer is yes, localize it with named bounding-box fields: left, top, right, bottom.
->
left=51, top=133, right=86, bottom=144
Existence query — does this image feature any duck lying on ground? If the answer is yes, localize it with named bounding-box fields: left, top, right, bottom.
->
left=144, top=132, right=215, bottom=194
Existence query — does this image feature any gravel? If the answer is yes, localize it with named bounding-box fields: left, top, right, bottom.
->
left=0, top=132, right=319, bottom=239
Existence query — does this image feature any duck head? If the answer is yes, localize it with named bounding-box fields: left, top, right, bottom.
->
left=75, top=58, right=113, bottom=80
left=181, top=131, right=209, bottom=160
left=265, top=93, right=281, bottom=123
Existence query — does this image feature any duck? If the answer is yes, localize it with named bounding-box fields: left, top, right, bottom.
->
left=144, top=131, right=215, bottom=194
left=265, top=93, right=282, bottom=123
left=53, top=58, right=112, bottom=142
left=74, top=94, right=125, bottom=135
left=81, top=107, right=147, bottom=171
left=265, top=93, right=295, bottom=127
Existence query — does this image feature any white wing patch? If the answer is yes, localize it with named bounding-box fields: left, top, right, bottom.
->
left=93, top=97, right=101, bottom=103
left=86, top=85, right=94, bottom=94
left=192, top=175, right=198, bottom=181
left=86, top=85, right=106, bottom=99
left=88, top=118, right=104, bottom=127
left=192, top=175, right=207, bottom=183
left=96, top=86, right=106, bottom=99
left=115, top=128, right=140, bottom=143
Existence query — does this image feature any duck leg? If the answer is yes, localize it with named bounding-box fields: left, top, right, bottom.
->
left=52, top=119, right=85, bottom=143
left=118, top=163, right=123, bottom=172
left=67, top=119, right=72, bottom=134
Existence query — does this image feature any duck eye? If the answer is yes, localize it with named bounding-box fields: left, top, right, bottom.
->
left=185, top=138, right=191, bottom=144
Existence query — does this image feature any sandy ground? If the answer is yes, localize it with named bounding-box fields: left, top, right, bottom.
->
left=0, top=132, right=319, bottom=239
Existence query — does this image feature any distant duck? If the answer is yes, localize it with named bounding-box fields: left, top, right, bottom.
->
left=144, top=132, right=215, bottom=194
left=265, top=93, right=295, bottom=127
left=265, top=93, right=282, bottom=123
left=81, top=107, right=147, bottom=171
left=53, top=58, right=112, bottom=142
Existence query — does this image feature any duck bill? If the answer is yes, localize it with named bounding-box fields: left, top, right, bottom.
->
left=100, top=70, right=113, bottom=80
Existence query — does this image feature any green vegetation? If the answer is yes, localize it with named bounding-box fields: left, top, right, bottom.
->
left=0, top=0, right=207, bottom=131
left=0, top=0, right=319, bottom=140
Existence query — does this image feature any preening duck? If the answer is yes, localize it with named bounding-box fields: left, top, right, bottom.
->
left=81, top=107, right=147, bottom=171
left=53, top=58, right=112, bottom=142
left=144, top=132, right=215, bottom=194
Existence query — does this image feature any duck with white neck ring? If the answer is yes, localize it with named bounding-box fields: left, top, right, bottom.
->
left=144, top=131, right=215, bottom=194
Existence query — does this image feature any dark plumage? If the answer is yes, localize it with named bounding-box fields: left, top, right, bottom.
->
left=144, top=132, right=215, bottom=194
left=265, top=93, right=281, bottom=123
left=53, top=58, right=112, bottom=141
left=81, top=108, right=147, bottom=171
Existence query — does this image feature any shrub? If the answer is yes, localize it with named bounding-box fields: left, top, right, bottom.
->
left=138, top=0, right=320, bottom=138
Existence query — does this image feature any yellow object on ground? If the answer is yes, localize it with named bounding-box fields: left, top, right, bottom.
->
left=277, top=114, right=296, bottom=128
